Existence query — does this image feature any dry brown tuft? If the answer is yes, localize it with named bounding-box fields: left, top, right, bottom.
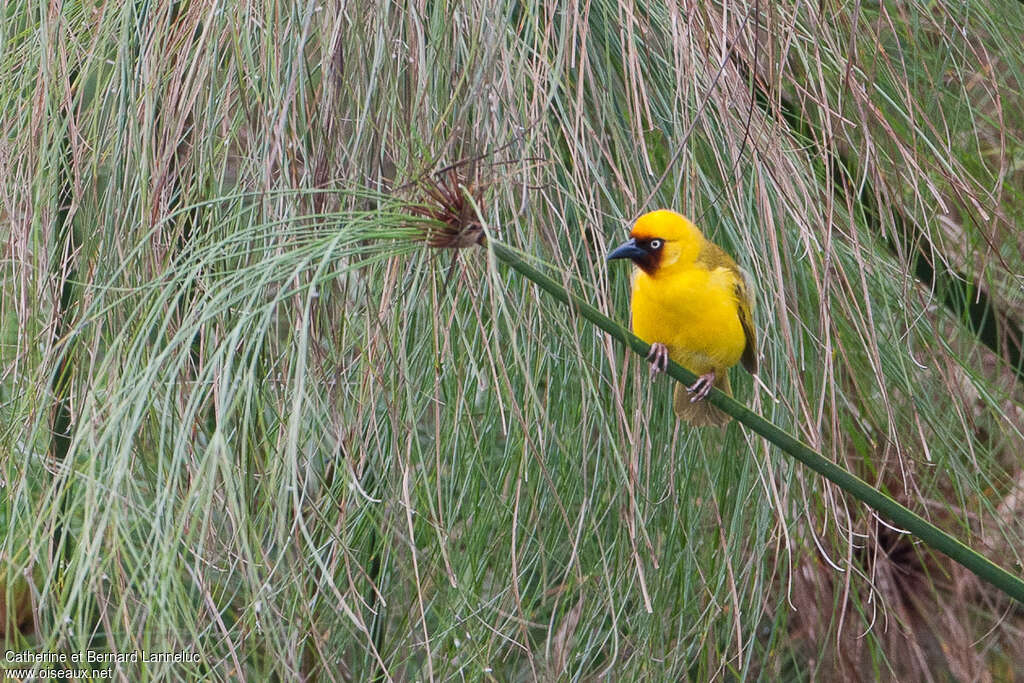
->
left=410, top=164, right=488, bottom=250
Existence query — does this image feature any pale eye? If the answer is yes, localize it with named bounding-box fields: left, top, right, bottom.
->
left=649, top=239, right=663, bottom=250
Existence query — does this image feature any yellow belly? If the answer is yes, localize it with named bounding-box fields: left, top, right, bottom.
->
left=631, top=266, right=746, bottom=375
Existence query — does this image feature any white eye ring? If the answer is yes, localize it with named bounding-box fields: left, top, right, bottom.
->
left=649, top=239, right=663, bottom=249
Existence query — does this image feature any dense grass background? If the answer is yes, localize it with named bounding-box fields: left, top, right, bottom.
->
left=3, top=1, right=1023, bottom=680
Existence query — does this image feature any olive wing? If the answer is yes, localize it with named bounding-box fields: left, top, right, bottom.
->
left=698, top=242, right=758, bottom=374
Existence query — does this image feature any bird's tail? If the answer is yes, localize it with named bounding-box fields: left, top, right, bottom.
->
left=673, top=371, right=731, bottom=427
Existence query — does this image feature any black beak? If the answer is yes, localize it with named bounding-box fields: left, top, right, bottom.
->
left=606, top=238, right=646, bottom=262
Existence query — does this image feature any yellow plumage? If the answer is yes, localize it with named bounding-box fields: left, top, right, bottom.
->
left=608, top=210, right=757, bottom=426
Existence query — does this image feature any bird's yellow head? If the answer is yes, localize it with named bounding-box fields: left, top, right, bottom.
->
left=606, top=209, right=704, bottom=276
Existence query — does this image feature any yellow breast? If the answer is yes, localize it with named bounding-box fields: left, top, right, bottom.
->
left=630, top=265, right=746, bottom=375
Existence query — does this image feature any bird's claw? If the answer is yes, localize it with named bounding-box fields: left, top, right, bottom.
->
left=686, top=371, right=716, bottom=403
left=646, top=343, right=670, bottom=378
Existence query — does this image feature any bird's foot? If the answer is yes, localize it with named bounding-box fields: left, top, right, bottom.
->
left=646, top=343, right=670, bottom=378
left=686, top=371, right=716, bottom=402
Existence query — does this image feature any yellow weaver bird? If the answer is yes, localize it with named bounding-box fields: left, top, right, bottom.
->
left=607, top=210, right=757, bottom=426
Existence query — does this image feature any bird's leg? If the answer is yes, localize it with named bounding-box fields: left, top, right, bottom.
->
left=646, top=343, right=670, bottom=378
left=687, top=370, right=716, bottom=402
